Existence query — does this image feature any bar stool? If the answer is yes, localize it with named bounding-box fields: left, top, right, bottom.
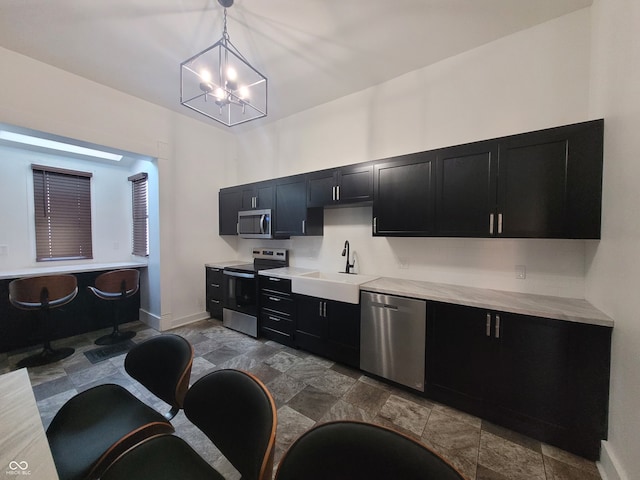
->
left=88, top=269, right=139, bottom=345
left=9, top=274, right=77, bottom=368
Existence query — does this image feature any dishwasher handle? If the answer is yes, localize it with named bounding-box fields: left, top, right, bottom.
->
left=370, top=302, right=399, bottom=310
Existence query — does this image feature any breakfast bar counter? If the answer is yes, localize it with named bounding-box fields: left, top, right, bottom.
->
left=0, top=368, right=59, bottom=479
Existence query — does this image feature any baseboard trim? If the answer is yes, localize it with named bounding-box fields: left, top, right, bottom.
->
left=597, top=441, right=628, bottom=480
left=168, top=311, right=211, bottom=330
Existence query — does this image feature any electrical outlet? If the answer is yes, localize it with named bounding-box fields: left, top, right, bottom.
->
left=515, top=265, right=526, bottom=279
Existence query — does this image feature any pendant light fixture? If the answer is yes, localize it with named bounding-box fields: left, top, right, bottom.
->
left=180, top=0, right=267, bottom=127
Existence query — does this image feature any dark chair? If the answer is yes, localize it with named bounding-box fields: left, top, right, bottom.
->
left=88, top=269, right=140, bottom=345
left=100, top=369, right=277, bottom=480
left=275, top=420, right=467, bottom=480
left=9, top=274, right=78, bottom=368
left=46, top=334, right=193, bottom=480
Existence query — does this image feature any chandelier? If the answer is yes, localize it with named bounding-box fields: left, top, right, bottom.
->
left=180, top=0, right=267, bottom=127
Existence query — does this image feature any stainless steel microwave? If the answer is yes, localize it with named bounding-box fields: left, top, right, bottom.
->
left=237, top=209, right=273, bottom=238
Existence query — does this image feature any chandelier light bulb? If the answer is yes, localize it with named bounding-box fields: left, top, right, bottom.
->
left=200, top=69, right=212, bottom=83
left=214, top=87, right=226, bottom=100
left=238, top=86, right=249, bottom=99
left=226, top=66, right=237, bottom=81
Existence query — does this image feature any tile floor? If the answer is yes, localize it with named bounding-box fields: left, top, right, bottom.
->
left=0, top=318, right=603, bottom=480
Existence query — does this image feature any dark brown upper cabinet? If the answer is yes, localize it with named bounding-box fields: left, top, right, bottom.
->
left=307, top=164, right=373, bottom=208
left=435, top=140, right=498, bottom=237
left=372, top=151, right=436, bottom=236
left=496, top=119, right=603, bottom=239
left=273, top=175, right=323, bottom=237
left=218, top=187, right=242, bottom=235
left=240, top=181, right=274, bottom=211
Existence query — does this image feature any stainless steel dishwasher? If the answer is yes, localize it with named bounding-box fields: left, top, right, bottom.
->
left=360, top=291, right=427, bottom=392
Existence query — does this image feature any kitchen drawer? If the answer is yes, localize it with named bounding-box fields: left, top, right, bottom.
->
left=260, top=276, right=292, bottom=295
left=260, top=311, right=294, bottom=346
left=261, top=311, right=294, bottom=335
left=206, top=268, right=224, bottom=297
left=206, top=266, right=224, bottom=319
left=261, top=292, right=295, bottom=317
left=208, top=298, right=223, bottom=317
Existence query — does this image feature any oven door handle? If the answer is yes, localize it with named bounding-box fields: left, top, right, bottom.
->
left=223, top=270, right=256, bottom=279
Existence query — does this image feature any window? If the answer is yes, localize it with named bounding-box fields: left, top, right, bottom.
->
left=32, top=165, right=93, bottom=261
left=129, top=172, right=149, bottom=257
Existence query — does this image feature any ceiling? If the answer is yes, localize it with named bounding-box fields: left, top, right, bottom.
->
left=0, top=0, right=592, bottom=131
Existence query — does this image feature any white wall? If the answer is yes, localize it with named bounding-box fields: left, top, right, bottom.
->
left=0, top=46, right=237, bottom=330
left=586, top=1, right=640, bottom=479
left=0, top=144, right=146, bottom=269
left=235, top=9, right=593, bottom=298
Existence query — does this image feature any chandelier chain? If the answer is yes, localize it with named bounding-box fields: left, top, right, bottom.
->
left=222, top=8, right=229, bottom=41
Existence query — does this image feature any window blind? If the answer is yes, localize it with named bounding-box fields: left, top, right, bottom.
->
left=32, top=165, right=93, bottom=261
left=129, top=172, right=149, bottom=257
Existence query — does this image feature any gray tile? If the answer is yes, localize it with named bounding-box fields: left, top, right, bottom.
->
left=478, top=431, right=545, bottom=480
left=378, top=394, right=431, bottom=436
left=267, top=374, right=307, bottom=407
left=274, top=405, right=315, bottom=463
left=343, top=380, right=390, bottom=414
left=287, top=385, right=339, bottom=421
left=541, top=443, right=601, bottom=477
left=32, top=375, right=75, bottom=401
left=482, top=421, right=542, bottom=454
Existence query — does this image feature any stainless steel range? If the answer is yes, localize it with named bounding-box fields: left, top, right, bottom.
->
left=222, top=248, right=288, bottom=337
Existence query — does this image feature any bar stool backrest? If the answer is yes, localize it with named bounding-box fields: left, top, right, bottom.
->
left=9, top=274, right=78, bottom=310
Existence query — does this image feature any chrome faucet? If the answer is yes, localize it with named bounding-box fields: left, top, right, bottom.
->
left=341, top=240, right=355, bottom=274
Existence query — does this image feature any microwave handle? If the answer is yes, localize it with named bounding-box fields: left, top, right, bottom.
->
left=260, top=214, right=266, bottom=234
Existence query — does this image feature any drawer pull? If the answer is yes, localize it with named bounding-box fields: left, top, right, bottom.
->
left=268, top=277, right=281, bottom=282
left=268, top=296, right=281, bottom=302
left=486, top=313, right=491, bottom=336
left=495, top=314, right=501, bottom=339
left=211, top=299, right=220, bottom=304
left=210, top=283, right=220, bottom=288
left=268, top=316, right=281, bottom=322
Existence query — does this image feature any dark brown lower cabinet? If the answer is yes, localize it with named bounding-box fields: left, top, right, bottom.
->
left=205, top=267, right=223, bottom=319
left=426, top=301, right=611, bottom=460
left=295, top=295, right=360, bottom=368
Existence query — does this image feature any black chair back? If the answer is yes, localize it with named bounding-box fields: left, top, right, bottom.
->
left=125, top=334, right=193, bottom=418
left=275, top=420, right=466, bottom=480
left=184, top=369, right=277, bottom=480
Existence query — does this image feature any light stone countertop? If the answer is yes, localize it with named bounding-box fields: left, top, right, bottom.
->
left=259, top=267, right=612, bottom=328
left=0, top=261, right=148, bottom=280
left=257, top=267, right=317, bottom=279
left=360, top=277, right=613, bottom=327
left=205, top=260, right=252, bottom=269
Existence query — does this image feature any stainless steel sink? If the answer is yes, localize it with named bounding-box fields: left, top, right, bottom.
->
left=291, top=271, right=378, bottom=304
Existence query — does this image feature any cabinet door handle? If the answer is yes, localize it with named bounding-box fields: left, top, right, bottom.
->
left=336, top=185, right=340, bottom=201
left=268, top=296, right=281, bottom=302
left=373, top=217, right=377, bottom=234
left=495, top=314, right=501, bottom=338
left=489, top=213, right=494, bottom=235
left=486, top=313, right=491, bottom=336
left=319, top=301, right=323, bottom=316
left=323, top=301, right=327, bottom=317
left=210, top=283, right=220, bottom=288
left=302, top=220, right=306, bottom=234
left=236, top=222, right=239, bottom=235
left=332, top=186, right=336, bottom=201
left=498, top=213, right=503, bottom=234
left=211, top=299, right=220, bottom=304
